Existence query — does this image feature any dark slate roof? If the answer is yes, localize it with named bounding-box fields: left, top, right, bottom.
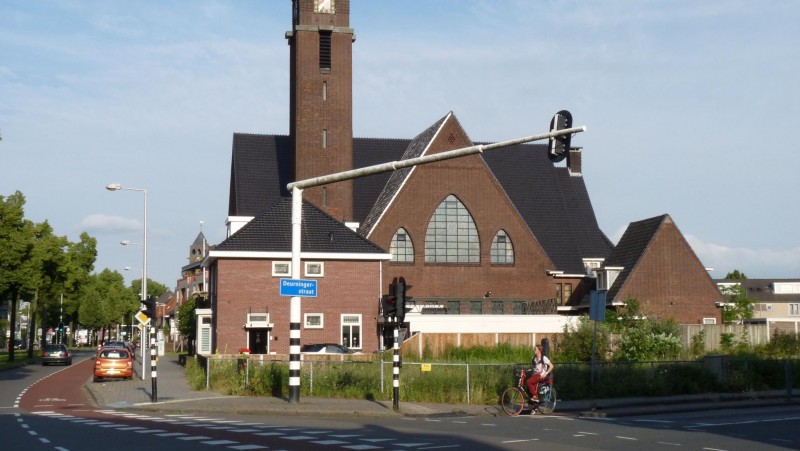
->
left=481, top=142, right=613, bottom=274
left=215, top=197, right=387, bottom=254
left=352, top=138, right=410, bottom=222
left=227, top=112, right=613, bottom=273
left=357, top=114, right=448, bottom=237
left=714, top=278, right=800, bottom=304
left=604, top=214, right=668, bottom=301
left=228, top=133, right=291, bottom=217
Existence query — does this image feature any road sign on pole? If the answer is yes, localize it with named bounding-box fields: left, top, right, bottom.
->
left=135, top=310, right=151, bottom=325
left=280, top=278, right=318, bottom=297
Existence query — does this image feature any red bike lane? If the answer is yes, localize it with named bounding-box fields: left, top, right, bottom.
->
left=18, top=357, right=96, bottom=415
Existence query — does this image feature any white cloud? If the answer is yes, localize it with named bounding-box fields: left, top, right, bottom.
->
left=80, top=213, right=141, bottom=232
left=685, top=235, right=800, bottom=280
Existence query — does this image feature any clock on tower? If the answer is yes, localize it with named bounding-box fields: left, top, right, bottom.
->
left=314, top=0, right=334, bottom=14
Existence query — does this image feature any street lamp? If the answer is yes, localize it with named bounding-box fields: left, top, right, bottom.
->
left=106, top=183, right=147, bottom=304
left=107, top=183, right=148, bottom=382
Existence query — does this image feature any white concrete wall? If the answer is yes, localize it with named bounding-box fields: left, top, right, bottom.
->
left=406, top=314, right=574, bottom=334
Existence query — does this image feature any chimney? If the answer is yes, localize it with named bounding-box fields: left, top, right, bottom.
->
left=568, top=148, right=582, bottom=176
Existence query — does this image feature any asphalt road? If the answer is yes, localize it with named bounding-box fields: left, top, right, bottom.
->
left=2, top=354, right=799, bottom=450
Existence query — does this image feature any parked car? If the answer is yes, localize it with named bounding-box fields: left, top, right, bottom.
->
left=300, top=343, right=358, bottom=354
left=41, top=344, right=72, bottom=366
left=93, top=347, right=133, bottom=381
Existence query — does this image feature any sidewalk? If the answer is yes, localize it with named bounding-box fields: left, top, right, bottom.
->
left=83, top=354, right=799, bottom=418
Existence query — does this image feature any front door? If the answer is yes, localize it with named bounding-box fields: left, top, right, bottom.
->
left=248, top=329, right=268, bottom=354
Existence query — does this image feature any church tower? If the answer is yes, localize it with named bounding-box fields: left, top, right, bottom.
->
left=287, top=0, right=354, bottom=221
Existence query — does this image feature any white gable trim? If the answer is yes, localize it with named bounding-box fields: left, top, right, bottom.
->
left=364, top=112, right=452, bottom=239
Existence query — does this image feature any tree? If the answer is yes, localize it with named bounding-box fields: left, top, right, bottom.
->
left=719, top=284, right=755, bottom=324
left=78, top=269, right=138, bottom=343
left=0, top=192, right=36, bottom=360
left=177, top=296, right=197, bottom=355
left=725, top=270, right=748, bottom=280
left=129, top=278, right=168, bottom=304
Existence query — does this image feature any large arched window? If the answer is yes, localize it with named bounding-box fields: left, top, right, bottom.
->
left=390, top=227, right=414, bottom=263
left=490, top=229, right=515, bottom=264
left=425, top=195, right=479, bottom=263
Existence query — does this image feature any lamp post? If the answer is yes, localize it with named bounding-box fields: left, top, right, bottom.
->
left=107, top=183, right=148, bottom=382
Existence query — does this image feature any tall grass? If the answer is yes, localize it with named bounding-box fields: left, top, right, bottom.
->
left=189, top=345, right=799, bottom=405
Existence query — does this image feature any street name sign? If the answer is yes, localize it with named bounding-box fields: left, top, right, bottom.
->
left=280, top=278, right=318, bottom=297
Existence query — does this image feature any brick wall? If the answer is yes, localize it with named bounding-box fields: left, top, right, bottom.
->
left=367, top=116, right=557, bottom=301
left=617, top=220, right=721, bottom=323
left=212, top=257, right=382, bottom=354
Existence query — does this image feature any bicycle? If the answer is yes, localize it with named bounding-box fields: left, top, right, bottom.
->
left=501, top=368, right=557, bottom=416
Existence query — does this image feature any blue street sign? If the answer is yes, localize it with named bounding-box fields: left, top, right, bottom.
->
left=280, top=278, right=318, bottom=297
left=589, top=290, right=607, bottom=321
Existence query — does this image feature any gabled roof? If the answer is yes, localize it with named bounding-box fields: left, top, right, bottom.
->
left=604, top=214, right=669, bottom=301
left=227, top=112, right=613, bottom=273
left=215, top=198, right=387, bottom=255
left=481, top=143, right=613, bottom=274
left=357, top=113, right=449, bottom=237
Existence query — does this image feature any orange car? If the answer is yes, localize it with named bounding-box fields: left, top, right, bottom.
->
left=93, top=347, right=133, bottom=382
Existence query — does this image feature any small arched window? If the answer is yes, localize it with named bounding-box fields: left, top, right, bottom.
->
left=390, top=228, right=414, bottom=263
left=425, top=195, right=479, bottom=263
left=490, top=230, right=515, bottom=264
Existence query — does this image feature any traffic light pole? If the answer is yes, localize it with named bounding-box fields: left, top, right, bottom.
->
left=151, top=326, right=157, bottom=402
left=392, top=325, right=400, bottom=411
left=285, top=125, right=585, bottom=404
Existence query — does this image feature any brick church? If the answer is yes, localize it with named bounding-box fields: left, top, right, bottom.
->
left=201, top=0, right=721, bottom=356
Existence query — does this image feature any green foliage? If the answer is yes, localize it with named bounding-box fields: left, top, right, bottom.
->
left=607, top=298, right=682, bottom=361
left=177, top=297, right=197, bottom=340
left=555, top=315, right=610, bottom=362
left=763, top=330, right=800, bottom=358
left=437, top=343, right=530, bottom=363
left=720, top=332, right=736, bottom=353
left=719, top=284, right=755, bottom=324
left=184, top=356, right=208, bottom=390
left=724, top=269, right=748, bottom=280
left=130, top=278, right=169, bottom=300
left=78, top=269, right=138, bottom=331
left=689, top=329, right=707, bottom=358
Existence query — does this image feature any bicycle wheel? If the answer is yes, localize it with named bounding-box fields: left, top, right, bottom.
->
left=501, top=387, right=526, bottom=416
left=537, top=387, right=557, bottom=415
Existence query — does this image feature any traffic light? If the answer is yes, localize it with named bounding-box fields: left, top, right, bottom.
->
left=381, top=294, right=397, bottom=320
left=395, top=277, right=412, bottom=323
left=57, top=322, right=64, bottom=333
left=547, top=110, right=573, bottom=163
left=142, top=296, right=156, bottom=320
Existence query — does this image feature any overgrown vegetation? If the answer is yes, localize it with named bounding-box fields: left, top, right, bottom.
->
left=183, top=294, right=800, bottom=405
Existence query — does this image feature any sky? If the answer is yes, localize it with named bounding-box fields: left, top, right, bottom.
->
left=2, top=0, right=799, bottom=289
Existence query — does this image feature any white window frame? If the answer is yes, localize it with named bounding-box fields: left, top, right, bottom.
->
left=702, top=317, right=717, bottom=325
left=272, top=261, right=291, bottom=277
left=304, top=313, right=324, bottom=329
left=305, top=262, right=324, bottom=277
left=789, top=303, right=800, bottom=316
left=341, top=313, right=362, bottom=350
